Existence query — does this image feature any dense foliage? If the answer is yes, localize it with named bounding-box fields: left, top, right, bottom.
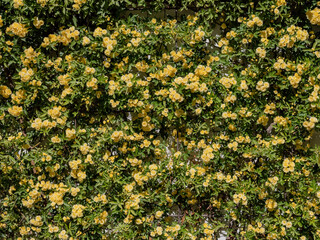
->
left=1, top=0, right=320, bottom=239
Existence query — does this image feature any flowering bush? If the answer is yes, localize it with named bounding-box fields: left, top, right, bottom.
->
left=1, top=0, right=320, bottom=239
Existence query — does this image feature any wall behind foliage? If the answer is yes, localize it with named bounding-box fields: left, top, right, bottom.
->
left=1, top=0, right=320, bottom=239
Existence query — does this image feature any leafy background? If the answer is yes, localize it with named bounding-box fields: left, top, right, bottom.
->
left=1, top=0, right=320, bottom=239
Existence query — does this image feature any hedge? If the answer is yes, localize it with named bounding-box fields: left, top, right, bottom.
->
left=1, top=0, right=320, bottom=239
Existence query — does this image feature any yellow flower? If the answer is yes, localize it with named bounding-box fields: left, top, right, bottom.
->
left=288, top=73, right=301, bottom=88
left=77, top=170, right=87, bottom=182
left=70, top=187, right=80, bottom=196
left=30, top=216, right=43, bottom=227
left=156, top=226, right=163, bottom=235
left=0, top=85, right=12, bottom=98
left=71, top=204, right=85, bottom=218
left=49, top=191, right=64, bottom=206
left=256, top=47, right=266, bottom=58
left=48, top=106, right=62, bottom=119
left=82, top=36, right=91, bottom=45
left=19, top=68, right=34, bottom=82
left=48, top=224, right=59, bottom=233
left=58, top=230, right=69, bottom=240
left=219, top=76, right=237, bottom=88
left=51, top=135, right=61, bottom=143
left=303, top=117, right=318, bottom=130
left=155, top=210, right=163, bottom=219
left=283, top=158, right=295, bottom=173
left=256, top=81, right=270, bottom=92
left=8, top=106, right=23, bottom=117
left=80, top=143, right=90, bottom=155
left=131, top=38, right=141, bottom=47
left=33, top=17, right=44, bottom=29
left=201, top=147, right=214, bottom=163
left=13, top=0, right=24, bottom=8
left=276, top=0, right=286, bottom=6
left=84, top=66, right=96, bottom=75
left=265, top=199, right=277, bottom=211
left=87, top=77, right=98, bottom=90
left=66, top=128, right=76, bottom=140
left=111, top=131, right=124, bottom=142
left=6, top=22, right=28, bottom=37
left=307, top=8, right=320, bottom=25
left=124, top=183, right=134, bottom=193
left=57, top=74, right=71, bottom=86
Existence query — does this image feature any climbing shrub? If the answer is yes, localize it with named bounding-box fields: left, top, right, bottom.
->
left=1, top=0, right=320, bottom=239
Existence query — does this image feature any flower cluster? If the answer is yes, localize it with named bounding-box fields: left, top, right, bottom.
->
left=1, top=2, right=320, bottom=240
left=307, top=7, right=320, bottom=25
left=303, top=117, right=318, bottom=130
left=6, top=22, right=28, bottom=37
